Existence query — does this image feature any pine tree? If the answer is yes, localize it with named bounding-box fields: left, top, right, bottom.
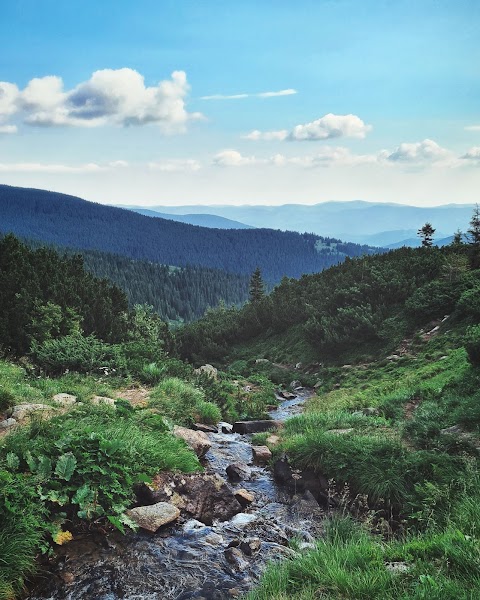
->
left=451, top=229, right=463, bottom=246
left=467, top=204, right=480, bottom=268
left=418, top=223, right=435, bottom=247
left=249, top=267, right=265, bottom=302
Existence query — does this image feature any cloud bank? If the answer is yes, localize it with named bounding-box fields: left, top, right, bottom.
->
left=244, top=113, right=372, bottom=141
left=0, top=69, right=201, bottom=132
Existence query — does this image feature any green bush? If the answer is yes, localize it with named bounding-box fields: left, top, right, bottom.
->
left=194, top=400, right=222, bottom=424
left=31, top=333, right=126, bottom=375
left=0, top=389, right=15, bottom=413
left=464, top=325, right=480, bottom=367
left=456, top=286, right=480, bottom=319
left=149, top=377, right=206, bottom=425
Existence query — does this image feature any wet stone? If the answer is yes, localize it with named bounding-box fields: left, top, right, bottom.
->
left=226, top=462, right=252, bottom=482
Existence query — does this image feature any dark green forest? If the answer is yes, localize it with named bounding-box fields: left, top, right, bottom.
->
left=0, top=184, right=377, bottom=283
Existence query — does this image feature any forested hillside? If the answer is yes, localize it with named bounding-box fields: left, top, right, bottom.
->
left=22, top=238, right=251, bottom=323
left=177, top=237, right=480, bottom=366
left=0, top=185, right=376, bottom=282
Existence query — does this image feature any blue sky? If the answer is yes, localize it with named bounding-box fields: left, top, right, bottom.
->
left=0, top=0, right=479, bottom=205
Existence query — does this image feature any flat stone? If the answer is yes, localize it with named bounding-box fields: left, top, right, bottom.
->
left=52, top=393, right=77, bottom=406
left=91, top=395, right=116, bottom=407
left=233, top=420, right=280, bottom=434
left=173, top=425, right=212, bottom=457
left=278, top=391, right=296, bottom=400
left=229, top=513, right=257, bottom=527
left=252, top=445, right=272, bottom=464
left=12, top=403, right=54, bottom=421
left=234, top=489, right=255, bottom=507
left=0, top=418, right=17, bottom=429
left=126, top=502, right=180, bottom=532
left=194, top=422, right=218, bottom=433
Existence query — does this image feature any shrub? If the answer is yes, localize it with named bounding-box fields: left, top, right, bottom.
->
left=194, top=400, right=222, bottom=424
left=0, top=389, right=15, bottom=413
left=149, top=377, right=206, bottom=425
left=456, top=286, right=480, bottom=319
left=464, top=325, right=480, bottom=367
left=31, top=333, right=126, bottom=375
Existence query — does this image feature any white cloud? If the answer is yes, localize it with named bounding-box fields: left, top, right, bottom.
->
left=0, top=69, right=201, bottom=132
left=148, top=159, right=201, bottom=172
left=0, top=160, right=128, bottom=173
left=461, top=147, right=480, bottom=161
left=201, top=88, right=297, bottom=100
left=382, top=139, right=454, bottom=165
left=465, top=125, right=480, bottom=132
left=0, top=125, right=17, bottom=134
left=213, top=150, right=260, bottom=167
left=244, top=113, right=372, bottom=142
left=242, top=129, right=289, bottom=141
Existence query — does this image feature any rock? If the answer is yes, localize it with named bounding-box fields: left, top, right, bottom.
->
left=194, top=364, right=218, bottom=380
left=12, top=403, right=54, bottom=421
left=52, top=393, right=77, bottom=406
left=204, top=532, right=224, bottom=546
left=361, top=407, right=379, bottom=416
left=243, top=385, right=252, bottom=392
left=266, top=434, right=281, bottom=446
left=291, top=490, right=322, bottom=517
left=333, top=383, right=341, bottom=389
left=386, top=355, right=401, bottom=361
left=273, top=455, right=295, bottom=485
left=0, top=418, right=16, bottom=430
left=233, top=420, right=280, bottom=434
left=126, top=502, right=180, bottom=532
left=441, top=424, right=464, bottom=435
left=226, top=462, right=252, bottom=482
left=149, top=472, right=243, bottom=525
left=219, top=422, right=233, bottom=434
left=325, top=428, right=354, bottom=435
left=255, top=358, right=270, bottom=364
left=173, top=426, right=212, bottom=458
left=252, top=445, right=272, bottom=465
left=298, top=542, right=315, bottom=551
left=183, top=519, right=207, bottom=534
left=290, top=380, right=301, bottom=390
left=239, top=537, right=261, bottom=556
left=91, top=396, right=116, bottom=407
left=234, top=489, right=255, bottom=507
left=385, top=562, right=410, bottom=574
left=224, top=547, right=249, bottom=571
left=229, top=513, right=257, bottom=527
left=295, top=363, right=302, bottom=369
left=278, top=390, right=296, bottom=400
left=194, top=423, right=218, bottom=433
left=313, top=380, right=322, bottom=389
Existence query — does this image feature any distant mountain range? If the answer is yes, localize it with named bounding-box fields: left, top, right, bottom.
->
left=0, top=185, right=376, bottom=284
left=126, top=201, right=475, bottom=247
left=130, top=208, right=253, bottom=229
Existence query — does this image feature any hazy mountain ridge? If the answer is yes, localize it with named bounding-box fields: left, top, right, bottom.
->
left=134, top=201, right=474, bottom=246
left=0, top=185, right=376, bottom=283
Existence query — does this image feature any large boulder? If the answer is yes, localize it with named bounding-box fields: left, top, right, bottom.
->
left=173, top=425, right=212, bottom=458
left=233, top=420, right=281, bottom=434
left=11, top=403, right=54, bottom=421
left=144, top=472, right=243, bottom=525
left=126, top=502, right=180, bottom=532
left=52, top=393, right=77, bottom=407
left=252, top=445, right=272, bottom=465
left=194, top=364, right=218, bottom=380
left=226, top=462, right=252, bottom=482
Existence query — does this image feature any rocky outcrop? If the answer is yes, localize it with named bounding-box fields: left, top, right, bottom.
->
left=173, top=426, right=212, bottom=457
left=233, top=420, right=280, bottom=434
left=226, top=462, right=252, bottom=482
left=194, top=364, right=218, bottom=380
left=91, top=396, right=116, bottom=407
left=11, top=403, right=55, bottom=421
left=142, top=472, right=243, bottom=525
left=126, top=502, right=180, bottom=532
left=52, top=393, right=77, bottom=406
left=0, top=418, right=17, bottom=430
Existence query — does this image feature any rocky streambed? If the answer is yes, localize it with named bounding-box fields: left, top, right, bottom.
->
left=27, top=389, right=325, bottom=600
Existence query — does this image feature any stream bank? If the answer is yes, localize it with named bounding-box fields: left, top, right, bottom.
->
left=27, top=389, right=324, bottom=600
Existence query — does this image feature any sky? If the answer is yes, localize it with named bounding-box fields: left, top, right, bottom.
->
left=0, top=0, right=479, bottom=207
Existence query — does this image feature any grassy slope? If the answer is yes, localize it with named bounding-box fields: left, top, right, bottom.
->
left=250, top=320, right=480, bottom=599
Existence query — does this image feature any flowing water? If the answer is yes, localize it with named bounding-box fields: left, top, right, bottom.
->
left=27, top=389, right=323, bottom=600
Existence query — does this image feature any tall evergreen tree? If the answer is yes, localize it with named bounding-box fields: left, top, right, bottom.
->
left=249, top=267, right=265, bottom=302
left=467, top=204, right=480, bottom=267
left=418, top=223, right=435, bottom=247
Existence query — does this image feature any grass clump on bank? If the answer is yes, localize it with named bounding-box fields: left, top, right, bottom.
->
left=0, top=402, right=200, bottom=598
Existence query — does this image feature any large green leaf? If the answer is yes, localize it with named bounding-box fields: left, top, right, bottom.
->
left=55, top=453, right=77, bottom=481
